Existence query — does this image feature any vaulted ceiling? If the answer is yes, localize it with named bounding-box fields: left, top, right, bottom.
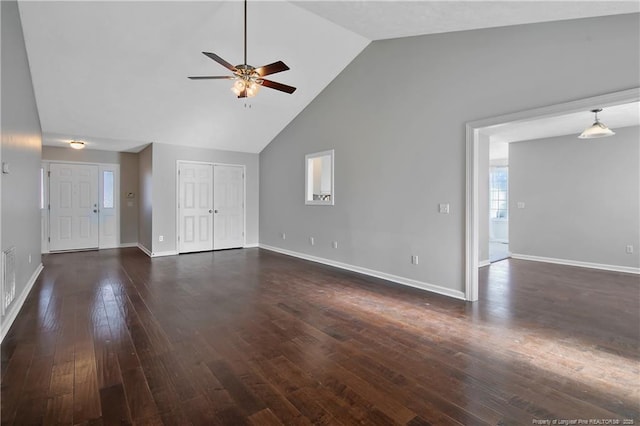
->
left=18, top=1, right=639, bottom=153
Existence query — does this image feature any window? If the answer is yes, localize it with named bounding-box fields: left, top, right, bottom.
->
left=103, top=170, right=114, bottom=208
left=305, top=150, right=334, bottom=205
left=490, top=166, right=508, bottom=219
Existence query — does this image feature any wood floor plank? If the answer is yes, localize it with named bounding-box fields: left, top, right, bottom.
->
left=248, top=408, right=285, bottom=426
left=1, top=248, right=637, bottom=425
left=99, top=384, right=132, bottom=426
left=44, top=393, right=74, bottom=425
left=181, top=395, right=222, bottom=426
left=1, top=342, right=36, bottom=424
left=120, top=367, right=159, bottom=422
left=206, top=359, right=266, bottom=416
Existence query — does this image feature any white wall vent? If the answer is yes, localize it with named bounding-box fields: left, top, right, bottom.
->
left=1, top=247, right=17, bottom=316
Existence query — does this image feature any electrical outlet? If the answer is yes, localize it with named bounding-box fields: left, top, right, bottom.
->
left=159, top=235, right=164, bottom=242
left=626, top=245, right=634, bottom=254
left=517, top=202, right=525, bottom=209
left=438, top=203, right=450, bottom=214
left=332, top=241, right=338, bottom=249
left=28, top=254, right=31, bottom=264
left=411, top=255, right=419, bottom=265
left=281, top=233, right=286, bottom=240
left=309, top=237, right=315, bottom=246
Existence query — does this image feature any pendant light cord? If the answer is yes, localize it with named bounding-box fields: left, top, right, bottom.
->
left=244, top=0, right=247, bottom=66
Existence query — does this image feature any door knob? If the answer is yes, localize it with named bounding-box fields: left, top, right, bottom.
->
left=209, top=209, right=213, bottom=214
left=93, top=209, right=98, bottom=213
left=214, top=209, right=218, bottom=214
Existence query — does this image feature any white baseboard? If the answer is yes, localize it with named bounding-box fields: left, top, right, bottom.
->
left=119, top=242, right=138, bottom=248
left=510, top=253, right=640, bottom=275
left=151, top=250, right=178, bottom=258
left=479, top=259, right=490, bottom=268
left=137, top=243, right=152, bottom=257
left=244, top=243, right=259, bottom=248
left=1, top=263, right=44, bottom=343
left=137, top=244, right=177, bottom=258
left=259, top=244, right=466, bottom=300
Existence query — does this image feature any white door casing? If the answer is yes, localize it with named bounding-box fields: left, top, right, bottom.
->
left=40, top=164, right=49, bottom=253
left=49, top=163, right=99, bottom=251
left=213, top=164, right=245, bottom=250
left=178, top=162, right=214, bottom=253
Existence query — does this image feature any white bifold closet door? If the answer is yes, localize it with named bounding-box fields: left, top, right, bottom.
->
left=178, top=162, right=214, bottom=253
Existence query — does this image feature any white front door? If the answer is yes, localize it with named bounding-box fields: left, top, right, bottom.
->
left=178, top=162, right=214, bottom=253
left=49, top=163, right=99, bottom=251
left=213, top=164, right=245, bottom=250
left=99, top=166, right=119, bottom=249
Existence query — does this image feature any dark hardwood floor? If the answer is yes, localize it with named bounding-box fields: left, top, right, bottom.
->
left=1, top=248, right=638, bottom=425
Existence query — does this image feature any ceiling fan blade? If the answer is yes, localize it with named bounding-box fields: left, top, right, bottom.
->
left=260, top=79, right=297, bottom=94
left=202, top=52, right=237, bottom=72
left=188, top=76, right=234, bottom=80
left=255, top=61, right=290, bottom=77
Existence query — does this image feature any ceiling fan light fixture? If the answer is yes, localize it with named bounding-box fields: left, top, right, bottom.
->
left=231, top=79, right=261, bottom=98
left=579, top=109, right=615, bottom=139
left=188, top=0, right=295, bottom=98
left=69, top=140, right=85, bottom=149
left=246, top=81, right=261, bottom=97
left=231, top=79, right=245, bottom=96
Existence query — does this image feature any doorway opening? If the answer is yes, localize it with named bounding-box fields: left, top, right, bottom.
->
left=465, top=88, right=639, bottom=302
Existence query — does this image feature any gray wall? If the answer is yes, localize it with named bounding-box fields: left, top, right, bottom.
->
left=138, top=144, right=153, bottom=252
left=510, top=125, right=640, bottom=268
left=119, top=153, right=139, bottom=245
left=151, top=142, right=259, bottom=254
left=41, top=146, right=139, bottom=244
left=260, top=14, right=640, bottom=294
left=1, top=0, right=42, bottom=334
left=43, top=145, right=121, bottom=163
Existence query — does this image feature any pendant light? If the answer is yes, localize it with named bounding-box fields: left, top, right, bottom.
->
left=578, top=109, right=615, bottom=139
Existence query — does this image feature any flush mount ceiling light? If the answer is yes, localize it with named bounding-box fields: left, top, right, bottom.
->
left=578, top=108, right=616, bottom=139
left=188, top=0, right=296, bottom=98
left=69, top=140, right=85, bottom=149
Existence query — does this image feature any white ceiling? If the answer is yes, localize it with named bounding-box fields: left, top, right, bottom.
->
left=19, top=1, right=369, bottom=153
left=292, top=1, right=640, bottom=41
left=18, top=1, right=640, bottom=153
left=487, top=102, right=640, bottom=160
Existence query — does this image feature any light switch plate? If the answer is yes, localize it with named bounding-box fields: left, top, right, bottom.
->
left=438, top=203, right=450, bottom=214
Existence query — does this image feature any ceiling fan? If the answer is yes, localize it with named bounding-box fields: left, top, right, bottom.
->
left=188, top=0, right=296, bottom=98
